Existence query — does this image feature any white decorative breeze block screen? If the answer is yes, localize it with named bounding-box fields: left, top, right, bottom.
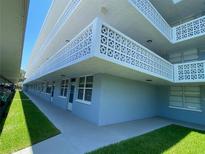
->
left=174, top=16, right=205, bottom=42
left=99, top=24, right=173, bottom=81
left=129, top=0, right=172, bottom=41
left=129, top=0, right=205, bottom=43
left=175, top=61, right=205, bottom=82
left=25, top=24, right=93, bottom=83
left=45, top=25, right=92, bottom=72
left=27, top=0, right=81, bottom=77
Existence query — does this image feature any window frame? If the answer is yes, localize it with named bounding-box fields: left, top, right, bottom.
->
left=169, top=86, right=202, bottom=112
left=60, top=79, right=69, bottom=97
left=77, top=75, right=93, bottom=104
left=41, top=82, right=45, bottom=93
left=45, top=81, right=52, bottom=94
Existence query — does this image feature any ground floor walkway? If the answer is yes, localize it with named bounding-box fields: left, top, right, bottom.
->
left=14, top=92, right=204, bottom=154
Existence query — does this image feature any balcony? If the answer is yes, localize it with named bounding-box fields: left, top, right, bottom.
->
left=96, top=21, right=173, bottom=82
left=174, top=60, right=205, bottom=83
left=25, top=20, right=94, bottom=83
left=129, top=0, right=205, bottom=43
left=24, top=18, right=205, bottom=84
left=26, top=0, right=81, bottom=78
left=27, top=0, right=205, bottom=81
left=173, top=16, right=205, bottom=42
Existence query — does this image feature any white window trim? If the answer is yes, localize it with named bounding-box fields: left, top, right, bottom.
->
left=76, top=99, right=91, bottom=105
left=46, top=82, right=52, bottom=94
left=60, top=79, right=69, bottom=97
left=169, top=106, right=202, bottom=112
left=41, top=82, right=46, bottom=93
left=58, top=96, right=67, bottom=99
left=76, top=75, right=93, bottom=103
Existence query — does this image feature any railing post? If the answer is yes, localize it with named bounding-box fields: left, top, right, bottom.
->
left=90, top=17, right=103, bottom=57
left=172, top=27, right=176, bottom=43
left=173, top=64, right=178, bottom=82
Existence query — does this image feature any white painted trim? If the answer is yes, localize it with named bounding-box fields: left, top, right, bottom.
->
left=77, top=76, right=93, bottom=102
left=58, top=96, right=67, bottom=99
left=169, top=106, right=202, bottom=112
left=76, top=99, right=91, bottom=105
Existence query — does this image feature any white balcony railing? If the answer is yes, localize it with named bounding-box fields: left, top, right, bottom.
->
left=129, top=0, right=173, bottom=41
left=27, top=0, right=81, bottom=77
left=25, top=20, right=95, bottom=83
left=96, top=20, right=174, bottom=81
left=26, top=0, right=205, bottom=81
left=25, top=18, right=205, bottom=84
left=129, top=0, right=205, bottom=43
left=173, top=16, right=205, bottom=42
left=174, top=60, right=205, bottom=83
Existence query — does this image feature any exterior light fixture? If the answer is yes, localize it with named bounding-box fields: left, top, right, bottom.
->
left=101, top=6, right=108, bottom=15
left=146, top=40, right=152, bottom=43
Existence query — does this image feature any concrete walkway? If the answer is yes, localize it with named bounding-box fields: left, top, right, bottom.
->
left=13, top=93, right=182, bottom=154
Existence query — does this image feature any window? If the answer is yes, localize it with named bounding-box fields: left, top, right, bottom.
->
left=60, top=79, right=69, bottom=97
left=38, top=84, right=41, bottom=91
left=41, top=83, right=45, bottom=92
left=46, top=82, right=52, bottom=94
left=77, top=76, right=93, bottom=102
left=169, top=49, right=198, bottom=64
left=169, top=86, right=201, bottom=111
left=71, top=78, right=76, bottom=83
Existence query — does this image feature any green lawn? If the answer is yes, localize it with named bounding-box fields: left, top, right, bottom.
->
left=88, top=125, right=205, bottom=154
left=0, top=91, right=60, bottom=154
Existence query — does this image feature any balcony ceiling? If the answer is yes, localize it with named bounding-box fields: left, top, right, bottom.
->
left=150, top=0, right=205, bottom=26
left=0, top=0, right=28, bottom=83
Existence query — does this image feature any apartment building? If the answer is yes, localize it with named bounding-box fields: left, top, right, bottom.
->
left=24, top=0, right=205, bottom=126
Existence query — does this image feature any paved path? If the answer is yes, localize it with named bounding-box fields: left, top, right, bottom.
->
left=13, top=93, right=172, bottom=154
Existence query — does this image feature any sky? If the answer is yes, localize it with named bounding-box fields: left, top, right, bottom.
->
left=21, top=0, right=52, bottom=71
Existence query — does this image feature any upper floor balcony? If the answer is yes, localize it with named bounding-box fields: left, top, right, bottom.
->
left=129, top=0, right=205, bottom=43
left=24, top=18, right=205, bottom=85
left=26, top=0, right=205, bottom=79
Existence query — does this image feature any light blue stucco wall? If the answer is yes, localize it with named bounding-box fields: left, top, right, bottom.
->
left=25, top=74, right=158, bottom=126
left=52, top=80, right=68, bottom=110
left=51, top=78, right=101, bottom=125
left=26, top=89, right=51, bottom=102
left=24, top=73, right=205, bottom=126
left=24, top=76, right=102, bottom=125
left=26, top=80, right=68, bottom=110
left=157, top=86, right=205, bottom=125
left=97, top=74, right=158, bottom=126
left=72, top=74, right=102, bottom=125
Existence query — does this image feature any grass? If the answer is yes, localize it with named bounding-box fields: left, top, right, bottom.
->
left=88, top=125, right=205, bottom=154
left=0, top=91, right=60, bottom=154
